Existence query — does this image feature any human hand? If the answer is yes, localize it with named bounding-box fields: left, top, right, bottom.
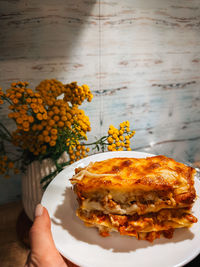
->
left=25, top=204, right=77, bottom=267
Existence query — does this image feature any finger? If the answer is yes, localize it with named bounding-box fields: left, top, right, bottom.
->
left=29, top=204, right=58, bottom=255
left=28, top=204, right=68, bottom=267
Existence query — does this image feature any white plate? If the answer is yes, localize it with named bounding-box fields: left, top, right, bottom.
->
left=41, top=151, right=200, bottom=267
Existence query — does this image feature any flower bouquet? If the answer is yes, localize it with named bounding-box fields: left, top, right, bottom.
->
left=0, top=79, right=135, bottom=190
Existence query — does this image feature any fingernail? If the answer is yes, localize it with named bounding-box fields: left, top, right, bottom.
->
left=35, top=204, right=43, bottom=217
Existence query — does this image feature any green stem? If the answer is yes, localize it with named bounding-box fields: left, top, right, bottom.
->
left=12, top=156, right=23, bottom=162
left=2, top=96, right=13, bottom=105
left=83, top=135, right=108, bottom=146
left=0, top=122, right=12, bottom=139
left=60, top=161, right=71, bottom=168
left=40, top=170, right=58, bottom=184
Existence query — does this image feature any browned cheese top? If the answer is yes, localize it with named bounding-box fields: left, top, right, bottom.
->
left=71, top=156, right=196, bottom=196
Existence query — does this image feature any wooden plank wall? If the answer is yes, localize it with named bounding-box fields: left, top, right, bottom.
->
left=0, top=0, right=200, bottom=204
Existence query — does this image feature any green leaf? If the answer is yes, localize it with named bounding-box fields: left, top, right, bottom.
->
left=40, top=170, right=58, bottom=184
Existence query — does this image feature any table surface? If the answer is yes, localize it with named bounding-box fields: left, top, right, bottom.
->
left=0, top=200, right=199, bottom=267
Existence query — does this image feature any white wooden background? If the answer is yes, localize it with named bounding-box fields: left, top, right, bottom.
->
left=0, top=0, right=200, bottom=204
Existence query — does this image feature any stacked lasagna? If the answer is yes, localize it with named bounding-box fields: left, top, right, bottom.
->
left=70, top=156, right=197, bottom=242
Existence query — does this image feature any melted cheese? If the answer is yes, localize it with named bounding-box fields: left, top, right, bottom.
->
left=81, top=197, right=190, bottom=215
left=71, top=156, right=196, bottom=202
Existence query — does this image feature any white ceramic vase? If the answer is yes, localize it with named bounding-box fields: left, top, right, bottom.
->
left=22, top=153, right=69, bottom=221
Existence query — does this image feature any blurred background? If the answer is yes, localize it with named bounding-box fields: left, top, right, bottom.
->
left=0, top=0, right=200, bottom=204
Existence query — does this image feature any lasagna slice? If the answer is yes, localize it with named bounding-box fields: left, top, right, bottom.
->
left=70, top=156, right=197, bottom=242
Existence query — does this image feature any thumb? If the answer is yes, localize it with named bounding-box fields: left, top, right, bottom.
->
left=28, top=204, right=66, bottom=266
left=30, top=204, right=58, bottom=254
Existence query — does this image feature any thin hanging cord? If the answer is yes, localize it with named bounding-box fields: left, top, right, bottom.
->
left=98, top=0, right=103, bottom=137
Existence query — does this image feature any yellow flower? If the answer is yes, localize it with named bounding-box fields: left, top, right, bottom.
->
left=66, top=113, right=72, bottom=120
left=43, top=130, right=49, bottom=136
left=26, top=98, right=31, bottom=103
left=42, top=113, right=48, bottom=120
left=37, top=124, right=43, bottom=131
left=75, top=151, right=80, bottom=156
left=58, top=121, right=64, bottom=127
left=65, top=121, right=71, bottom=128
left=116, top=141, right=120, bottom=147
left=37, top=98, right=43, bottom=104
left=13, top=98, right=19, bottom=104
left=34, top=93, right=40, bottom=98
left=30, top=103, right=37, bottom=109
left=41, top=120, right=47, bottom=126
left=108, top=129, right=113, bottom=135
left=108, top=145, right=113, bottom=151
left=44, top=136, right=51, bottom=143
left=70, top=155, right=75, bottom=160
left=8, top=161, right=14, bottom=168
left=124, top=121, right=130, bottom=127
left=119, top=129, right=124, bottom=135
left=53, top=115, right=60, bottom=122
left=8, top=113, right=13, bottom=118
left=112, top=133, right=118, bottom=139
left=119, top=135, right=124, bottom=141
left=120, top=122, right=125, bottom=128
left=82, top=150, right=86, bottom=156
left=36, top=113, right=43, bottom=120
left=49, top=140, right=56, bottom=147
left=49, top=119, right=55, bottom=126
left=107, top=137, right=113, bottom=144
left=61, top=116, right=67, bottom=121
left=32, top=124, right=37, bottom=131
left=46, top=126, right=51, bottom=131
left=16, top=93, right=22, bottom=98
left=51, top=135, right=57, bottom=140
left=53, top=108, right=59, bottom=115
left=33, top=107, right=39, bottom=113
left=28, top=116, right=34, bottom=123
left=16, top=117, right=23, bottom=124
left=22, top=121, right=30, bottom=129
left=51, top=129, right=57, bottom=135
left=48, top=111, right=54, bottom=117
left=27, top=89, right=33, bottom=95
left=130, top=131, right=136, bottom=137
